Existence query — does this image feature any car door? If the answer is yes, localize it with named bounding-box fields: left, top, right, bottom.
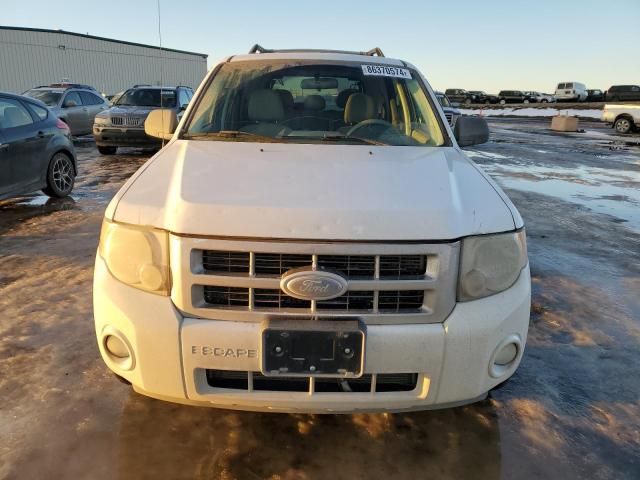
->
left=0, top=96, right=47, bottom=195
left=80, top=91, right=108, bottom=129
left=60, top=91, right=88, bottom=135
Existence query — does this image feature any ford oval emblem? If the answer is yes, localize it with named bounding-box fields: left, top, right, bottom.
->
left=280, top=269, right=349, bottom=301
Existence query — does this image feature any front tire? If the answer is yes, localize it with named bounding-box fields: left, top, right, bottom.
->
left=43, top=152, right=75, bottom=198
left=98, top=146, right=117, bottom=155
left=464, top=98, right=472, bottom=105
left=499, top=99, right=506, bottom=105
left=614, top=117, right=633, bottom=134
left=523, top=99, right=530, bottom=104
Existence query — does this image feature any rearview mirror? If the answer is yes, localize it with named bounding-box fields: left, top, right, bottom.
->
left=144, top=109, right=178, bottom=140
left=300, top=77, right=338, bottom=90
left=454, top=116, right=489, bottom=147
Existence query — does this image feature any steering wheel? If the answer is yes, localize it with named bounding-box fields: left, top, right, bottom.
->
left=346, top=119, right=393, bottom=137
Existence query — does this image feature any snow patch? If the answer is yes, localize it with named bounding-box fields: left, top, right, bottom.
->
left=459, top=107, right=602, bottom=120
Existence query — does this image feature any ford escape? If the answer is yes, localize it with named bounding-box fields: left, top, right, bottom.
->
left=93, top=46, right=530, bottom=413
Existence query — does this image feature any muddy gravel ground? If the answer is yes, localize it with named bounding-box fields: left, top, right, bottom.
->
left=1, top=122, right=639, bottom=480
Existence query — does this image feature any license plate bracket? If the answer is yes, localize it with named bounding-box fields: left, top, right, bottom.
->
left=262, top=320, right=364, bottom=377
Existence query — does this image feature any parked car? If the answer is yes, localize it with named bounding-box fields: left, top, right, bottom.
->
left=497, top=90, right=529, bottom=104
left=94, top=45, right=529, bottom=413
left=0, top=92, right=77, bottom=200
left=605, top=85, right=640, bottom=102
left=445, top=89, right=477, bottom=105
left=554, top=82, right=588, bottom=102
left=586, top=89, right=605, bottom=102
left=93, top=85, right=194, bottom=154
left=468, top=91, right=499, bottom=104
left=435, top=92, right=461, bottom=128
left=601, top=104, right=640, bottom=134
left=524, top=91, right=555, bottom=103
left=23, top=83, right=109, bottom=136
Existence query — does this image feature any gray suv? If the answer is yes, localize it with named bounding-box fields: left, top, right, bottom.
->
left=24, top=84, right=109, bottom=136
left=93, top=85, right=193, bottom=155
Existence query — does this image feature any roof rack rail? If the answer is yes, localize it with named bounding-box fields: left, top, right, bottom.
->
left=248, top=45, right=385, bottom=57
left=47, top=83, right=97, bottom=91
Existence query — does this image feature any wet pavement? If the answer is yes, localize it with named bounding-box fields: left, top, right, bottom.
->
left=1, top=124, right=639, bottom=479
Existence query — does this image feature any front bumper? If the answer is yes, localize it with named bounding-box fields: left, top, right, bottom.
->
left=93, top=126, right=161, bottom=147
left=94, top=256, right=531, bottom=413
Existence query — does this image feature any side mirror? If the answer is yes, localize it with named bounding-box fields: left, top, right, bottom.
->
left=63, top=100, right=77, bottom=108
left=454, top=116, right=489, bottom=147
left=144, top=109, right=178, bottom=140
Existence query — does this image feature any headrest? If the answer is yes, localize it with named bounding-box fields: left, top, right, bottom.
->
left=274, top=89, right=294, bottom=111
left=344, top=93, right=376, bottom=124
left=247, top=89, right=285, bottom=122
left=303, top=95, right=326, bottom=111
left=336, top=88, right=358, bottom=108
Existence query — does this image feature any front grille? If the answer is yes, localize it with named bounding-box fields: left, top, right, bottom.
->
left=110, top=116, right=142, bottom=127
left=445, top=112, right=453, bottom=126
left=177, top=238, right=457, bottom=324
left=205, top=370, right=418, bottom=393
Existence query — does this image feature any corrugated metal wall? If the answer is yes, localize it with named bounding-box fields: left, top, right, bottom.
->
left=0, top=28, right=208, bottom=95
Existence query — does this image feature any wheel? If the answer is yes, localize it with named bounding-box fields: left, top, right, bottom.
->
left=523, top=99, right=530, bottom=104
left=614, top=117, right=633, bottom=134
left=499, top=99, right=506, bottom=105
left=98, top=146, right=117, bottom=155
left=485, top=100, right=490, bottom=104
left=43, top=152, right=75, bottom=198
left=541, top=99, right=548, bottom=103
left=464, top=98, right=472, bottom=105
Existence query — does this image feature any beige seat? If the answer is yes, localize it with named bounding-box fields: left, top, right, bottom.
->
left=240, top=89, right=290, bottom=137
left=344, top=93, right=377, bottom=125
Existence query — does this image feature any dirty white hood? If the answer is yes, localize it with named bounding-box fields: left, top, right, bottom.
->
left=109, top=140, right=517, bottom=240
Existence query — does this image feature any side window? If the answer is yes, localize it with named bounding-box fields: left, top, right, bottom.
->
left=0, top=98, right=35, bottom=129
left=79, top=91, right=103, bottom=105
left=28, top=103, right=49, bottom=121
left=178, top=89, right=190, bottom=108
left=63, top=91, right=82, bottom=107
left=631, top=86, right=639, bottom=92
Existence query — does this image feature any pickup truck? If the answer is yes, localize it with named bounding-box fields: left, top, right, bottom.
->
left=601, top=104, right=640, bottom=134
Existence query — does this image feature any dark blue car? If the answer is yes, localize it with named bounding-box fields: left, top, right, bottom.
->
left=0, top=91, right=77, bottom=200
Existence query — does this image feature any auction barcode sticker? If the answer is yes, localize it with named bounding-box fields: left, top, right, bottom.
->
left=361, top=64, right=412, bottom=79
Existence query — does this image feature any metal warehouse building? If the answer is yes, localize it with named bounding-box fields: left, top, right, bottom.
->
left=0, top=26, right=208, bottom=95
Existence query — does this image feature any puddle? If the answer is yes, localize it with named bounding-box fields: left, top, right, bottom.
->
left=481, top=163, right=640, bottom=231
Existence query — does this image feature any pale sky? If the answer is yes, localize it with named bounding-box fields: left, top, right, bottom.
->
left=2, top=0, right=639, bottom=93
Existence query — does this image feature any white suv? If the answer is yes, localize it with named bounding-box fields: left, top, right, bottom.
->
left=94, top=46, right=530, bottom=413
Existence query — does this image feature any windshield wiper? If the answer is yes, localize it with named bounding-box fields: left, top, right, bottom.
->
left=297, top=134, right=387, bottom=146
left=182, top=130, right=282, bottom=143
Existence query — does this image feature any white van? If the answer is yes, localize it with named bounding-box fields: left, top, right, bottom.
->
left=93, top=46, right=531, bottom=413
left=555, top=82, right=588, bottom=102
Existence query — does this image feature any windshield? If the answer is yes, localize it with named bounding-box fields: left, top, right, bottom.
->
left=115, top=88, right=176, bottom=107
left=436, top=94, right=451, bottom=107
left=24, top=90, right=62, bottom=106
left=184, top=61, right=446, bottom=147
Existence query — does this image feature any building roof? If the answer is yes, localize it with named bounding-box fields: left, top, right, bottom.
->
left=0, top=25, right=208, bottom=58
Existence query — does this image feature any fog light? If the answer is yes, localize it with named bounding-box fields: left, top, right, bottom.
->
left=101, top=327, right=135, bottom=371
left=494, top=343, right=518, bottom=366
left=105, top=335, right=129, bottom=358
left=489, top=335, right=521, bottom=378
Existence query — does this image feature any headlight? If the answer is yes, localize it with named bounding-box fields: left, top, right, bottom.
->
left=99, top=220, right=171, bottom=295
left=458, top=229, right=527, bottom=301
left=94, top=115, right=110, bottom=125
